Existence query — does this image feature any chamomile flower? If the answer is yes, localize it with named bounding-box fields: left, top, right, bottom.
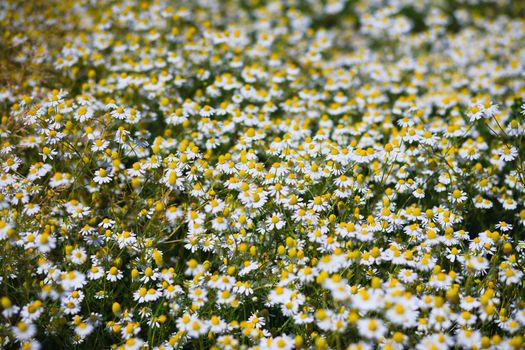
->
left=12, top=321, right=37, bottom=341
left=265, top=212, right=285, bottom=230
left=106, top=267, right=123, bottom=282
left=93, top=168, right=112, bottom=184
left=357, top=318, right=386, bottom=340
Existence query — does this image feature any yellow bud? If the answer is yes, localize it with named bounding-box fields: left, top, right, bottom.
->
left=1, top=297, right=11, bottom=309
left=371, top=277, right=381, bottom=289
left=294, top=335, right=303, bottom=348
left=112, top=302, right=121, bottom=314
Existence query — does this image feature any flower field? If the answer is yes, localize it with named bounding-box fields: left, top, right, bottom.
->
left=1, top=0, right=525, bottom=349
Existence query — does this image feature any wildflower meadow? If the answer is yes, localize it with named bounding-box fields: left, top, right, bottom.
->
left=1, top=0, right=525, bottom=349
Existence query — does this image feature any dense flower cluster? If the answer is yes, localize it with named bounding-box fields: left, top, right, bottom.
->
left=1, top=0, right=525, bottom=349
